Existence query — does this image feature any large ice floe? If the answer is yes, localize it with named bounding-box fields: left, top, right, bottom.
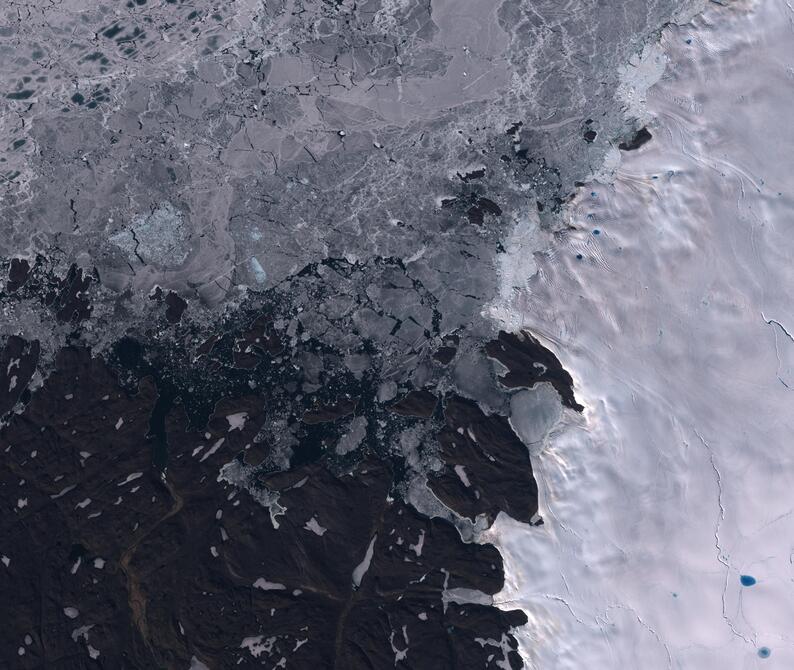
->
left=487, top=1, right=794, bottom=667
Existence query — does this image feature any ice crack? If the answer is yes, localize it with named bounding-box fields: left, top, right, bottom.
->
left=611, top=603, right=673, bottom=669
left=762, top=312, right=794, bottom=389
left=694, top=430, right=751, bottom=644
left=544, top=594, right=585, bottom=625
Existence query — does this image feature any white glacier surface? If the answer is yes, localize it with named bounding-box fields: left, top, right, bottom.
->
left=487, top=1, right=794, bottom=667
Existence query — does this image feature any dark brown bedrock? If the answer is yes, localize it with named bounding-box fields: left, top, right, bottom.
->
left=618, top=126, right=653, bottom=151
left=485, top=330, right=584, bottom=412
left=388, top=389, right=439, bottom=419
left=429, top=396, right=539, bottom=525
left=0, top=335, right=39, bottom=417
left=0, top=347, right=527, bottom=670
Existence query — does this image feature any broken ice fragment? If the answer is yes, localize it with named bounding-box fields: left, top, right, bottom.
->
left=352, top=534, right=377, bottom=588
left=249, top=257, right=267, bottom=284
left=253, top=578, right=286, bottom=591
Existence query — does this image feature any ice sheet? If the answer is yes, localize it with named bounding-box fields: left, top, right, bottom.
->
left=486, top=1, right=794, bottom=667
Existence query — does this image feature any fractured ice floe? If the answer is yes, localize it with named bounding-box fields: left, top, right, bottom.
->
left=225, top=412, right=248, bottom=431
left=303, top=516, right=327, bottom=537
left=352, top=534, right=377, bottom=588
left=249, top=257, right=268, bottom=284
left=253, top=578, right=287, bottom=591
left=109, top=202, right=192, bottom=268
left=217, top=459, right=285, bottom=529
left=117, top=472, right=143, bottom=487
left=189, top=656, right=210, bottom=670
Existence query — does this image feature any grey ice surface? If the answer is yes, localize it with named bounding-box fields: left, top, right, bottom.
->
left=508, top=384, right=561, bottom=448
left=0, top=0, right=698, bottom=335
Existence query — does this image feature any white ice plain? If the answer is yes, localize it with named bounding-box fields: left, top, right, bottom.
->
left=485, top=1, right=794, bottom=667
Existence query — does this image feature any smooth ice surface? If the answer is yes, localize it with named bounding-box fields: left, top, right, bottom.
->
left=487, top=1, right=794, bottom=667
